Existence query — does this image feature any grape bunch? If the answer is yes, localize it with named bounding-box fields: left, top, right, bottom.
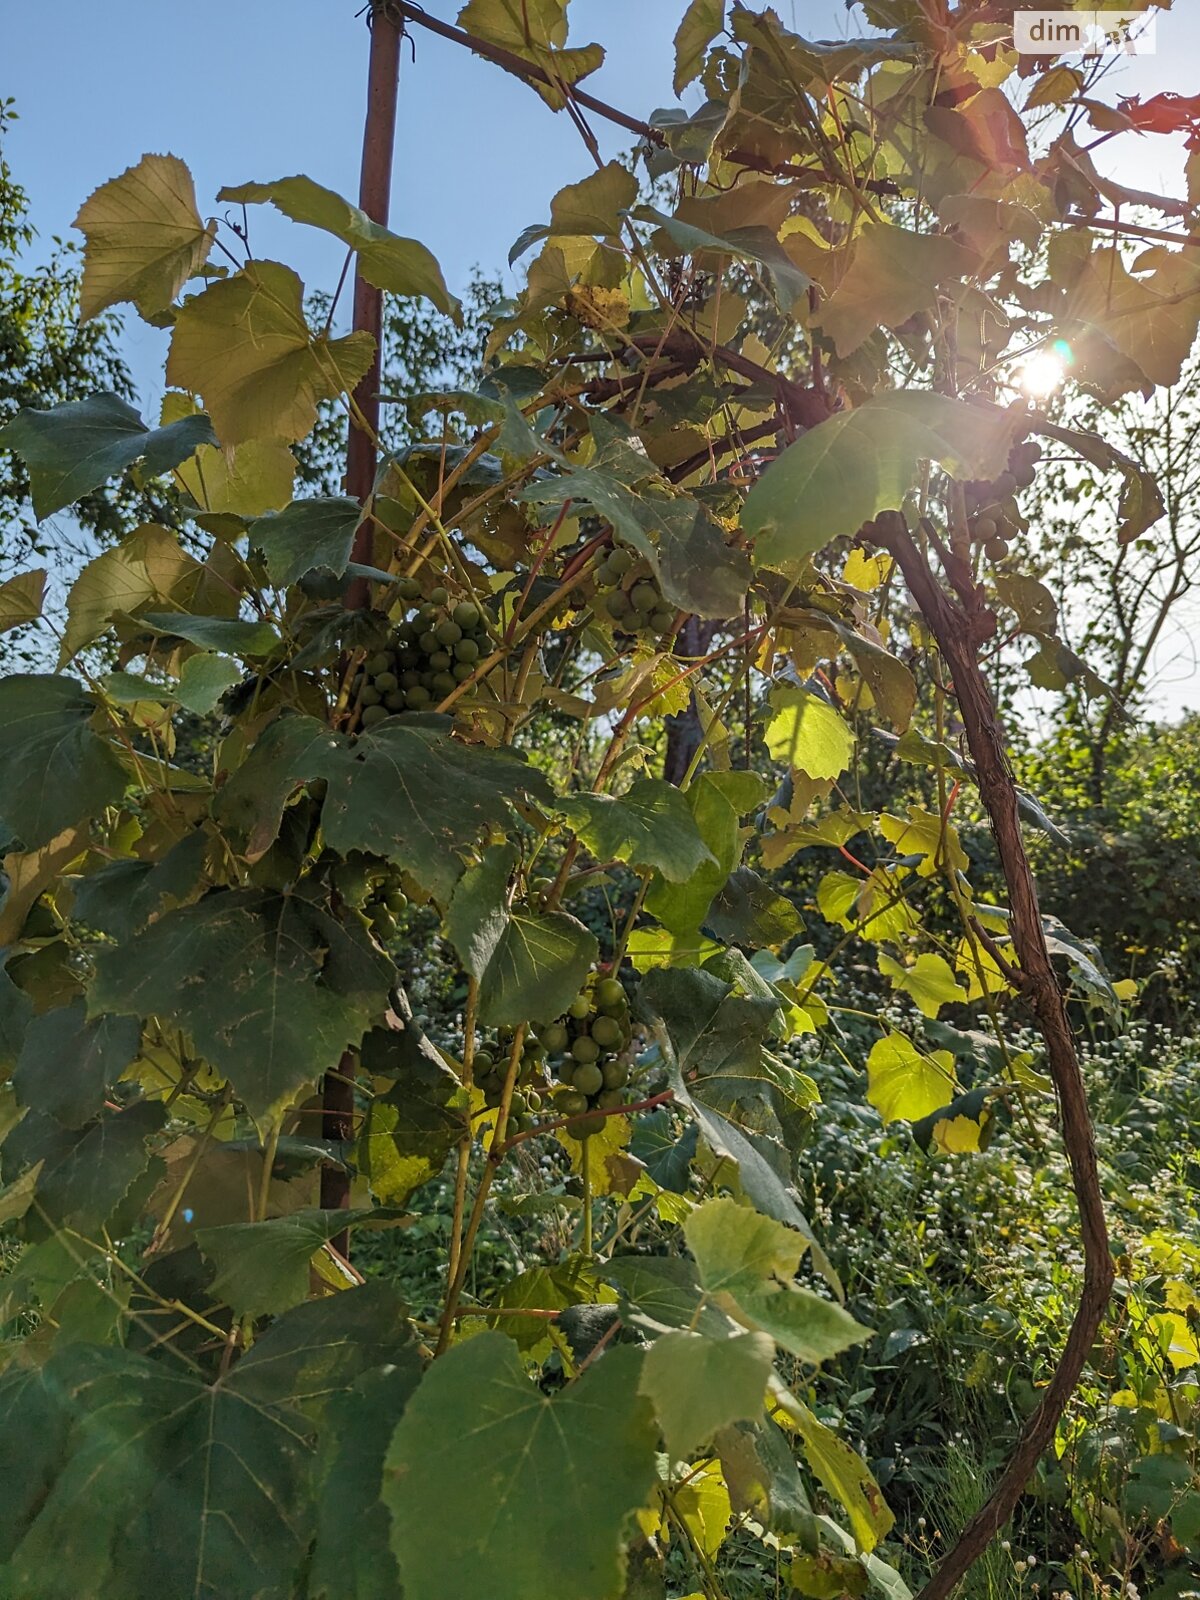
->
left=539, top=976, right=635, bottom=1132
left=475, top=1029, right=547, bottom=1133
left=592, top=545, right=678, bottom=643
left=964, top=440, right=1042, bottom=563
left=331, top=851, right=408, bottom=944
left=352, top=583, right=493, bottom=727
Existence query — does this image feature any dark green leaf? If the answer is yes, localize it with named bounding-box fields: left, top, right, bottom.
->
left=13, top=1000, right=140, bottom=1128
left=706, top=867, right=803, bottom=948
left=249, top=496, right=363, bottom=587
left=141, top=612, right=281, bottom=656
left=0, top=676, right=126, bottom=851
left=195, top=1207, right=397, bottom=1318
left=384, top=1334, right=658, bottom=1600
left=215, top=713, right=551, bottom=903
left=91, top=888, right=394, bottom=1119
left=0, top=393, right=215, bottom=520
left=559, top=778, right=718, bottom=882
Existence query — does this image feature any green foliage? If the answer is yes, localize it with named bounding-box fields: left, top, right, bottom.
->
left=1, top=8, right=1197, bottom=1600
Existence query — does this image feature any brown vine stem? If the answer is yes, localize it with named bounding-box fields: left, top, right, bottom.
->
left=385, top=0, right=899, bottom=197
left=873, top=515, right=1115, bottom=1600
left=320, top=0, right=404, bottom=1253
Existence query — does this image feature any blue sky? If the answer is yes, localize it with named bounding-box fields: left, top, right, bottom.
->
left=7, top=0, right=1196, bottom=402
left=7, top=1, right=1200, bottom=712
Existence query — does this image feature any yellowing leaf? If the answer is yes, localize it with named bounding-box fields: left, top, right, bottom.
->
left=954, top=935, right=1013, bottom=1001
left=764, top=688, right=854, bottom=780
left=674, top=0, right=725, bottom=93
left=166, top=260, right=374, bottom=445
left=0, top=569, right=46, bottom=634
left=456, top=0, right=604, bottom=108
left=162, top=393, right=295, bottom=516
left=218, top=176, right=459, bottom=317
left=1146, top=1312, right=1200, bottom=1371
left=60, top=524, right=204, bottom=665
left=550, top=162, right=638, bottom=237
left=877, top=952, right=965, bottom=1019
left=931, top=1113, right=987, bottom=1154
left=879, top=805, right=968, bottom=877
left=1112, top=978, right=1138, bottom=1003
left=74, top=153, right=214, bottom=321
left=866, top=1032, right=957, bottom=1123
left=816, top=869, right=915, bottom=943
left=674, top=1458, right=733, bottom=1559
left=841, top=549, right=892, bottom=591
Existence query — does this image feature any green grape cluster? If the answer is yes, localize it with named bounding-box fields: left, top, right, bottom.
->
left=352, top=582, right=493, bottom=727
left=592, top=544, right=678, bottom=642
left=331, top=851, right=408, bottom=944
left=964, top=440, right=1041, bottom=562
left=475, top=1028, right=547, bottom=1133
left=539, top=975, right=634, bottom=1134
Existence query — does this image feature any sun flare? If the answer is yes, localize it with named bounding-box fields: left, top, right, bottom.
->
left=1017, top=348, right=1069, bottom=400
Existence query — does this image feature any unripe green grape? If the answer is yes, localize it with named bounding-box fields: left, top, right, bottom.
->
left=566, top=1110, right=605, bottom=1139
left=452, top=601, right=480, bottom=630
left=573, top=1062, right=604, bottom=1097
left=361, top=703, right=389, bottom=727
left=541, top=1023, right=569, bottom=1054
left=526, top=1088, right=542, bottom=1112
left=431, top=672, right=456, bottom=695
left=601, top=1057, right=630, bottom=1090
left=474, top=1050, right=495, bottom=1073
left=454, top=637, right=480, bottom=663
left=370, top=909, right=397, bottom=940
left=590, top=1014, right=622, bottom=1049
left=384, top=691, right=407, bottom=712
left=435, top=620, right=462, bottom=647
left=973, top=516, right=998, bottom=541
left=428, top=650, right=452, bottom=671
left=398, top=576, right=422, bottom=601
left=359, top=684, right=383, bottom=707
left=985, top=537, right=1010, bottom=561
left=419, top=630, right=439, bottom=654
left=429, top=586, right=449, bottom=606
left=405, top=685, right=432, bottom=708
left=595, top=977, right=625, bottom=1009
left=374, top=671, right=398, bottom=693
left=630, top=581, right=658, bottom=614
left=605, top=546, right=634, bottom=578
left=568, top=995, right=591, bottom=1021
left=452, top=661, right=475, bottom=682
left=649, top=610, right=675, bottom=634
left=401, top=669, right=421, bottom=689
left=596, top=1088, right=624, bottom=1111
left=554, top=1088, right=589, bottom=1116
left=571, top=1036, right=600, bottom=1064
left=384, top=889, right=408, bottom=913
left=993, top=471, right=1017, bottom=497
left=366, top=652, right=392, bottom=676
left=604, top=590, right=632, bottom=621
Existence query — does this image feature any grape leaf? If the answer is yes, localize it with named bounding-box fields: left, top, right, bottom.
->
left=645, top=771, right=768, bottom=937
left=456, top=0, right=605, bottom=109
left=13, top=1000, right=140, bottom=1129
left=763, top=688, right=855, bottom=780
left=640, top=1329, right=773, bottom=1457
left=194, top=1207, right=397, bottom=1318
left=219, top=176, right=459, bottom=317
left=5, top=1100, right=164, bottom=1233
left=0, top=570, right=45, bottom=633
left=214, top=713, right=552, bottom=904
left=311, top=1360, right=424, bottom=1600
left=166, top=260, right=374, bottom=445
left=356, top=1021, right=466, bottom=1204
left=550, top=162, right=638, bottom=236
left=60, top=523, right=204, bottom=664
left=0, top=1283, right=411, bottom=1599
left=866, top=1032, right=958, bottom=1123
left=90, top=888, right=395, bottom=1120
left=742, top=393, right=1019, bottom=569
left=0, top=394, right=215, bottom=521
left=384, top=1334, right=658, bottom=1600
left=559, top=778, right=717, bottom=882
left=0, top=676, right=126, bottom=851
left=248, top=496, right=363, bottom=586
left=73, top=153, right=215, bottom=320
left=674, top=0, right=725, bottom=93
